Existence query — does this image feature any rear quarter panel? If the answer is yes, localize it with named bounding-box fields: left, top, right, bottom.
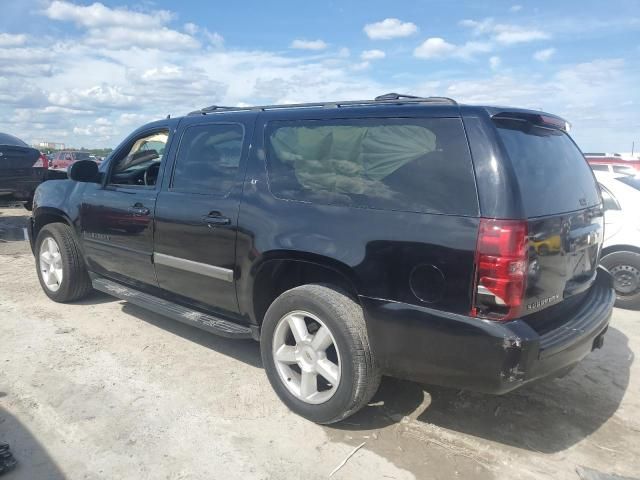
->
left=236, top=108, right=481, bottom=323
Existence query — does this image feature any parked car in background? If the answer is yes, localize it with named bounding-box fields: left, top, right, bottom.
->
left=30, top=94, right=615, bottom=423
left=585, top=153, right=640, bottom=175
left=0, top=132, right=47, bottom=209
left=50, top=151, right=97, bottom=170
left=595, top=171, right=640, bottom=309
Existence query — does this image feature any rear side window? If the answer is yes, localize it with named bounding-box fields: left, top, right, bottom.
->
left=172, top=123, right=244, bottom=195
left=495, top=121, right=600, bottom=217
left=265, top=117, right=477, bottom=215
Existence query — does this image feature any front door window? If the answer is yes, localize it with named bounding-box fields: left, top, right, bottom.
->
left=109, top=131, right=169, bottom=187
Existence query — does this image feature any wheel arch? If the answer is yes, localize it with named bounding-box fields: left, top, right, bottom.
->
left=601, top=244, right=640, bottom=259
left=32, top=207, right=79, bottom=251
left=248, top=252, right=361, bottom=326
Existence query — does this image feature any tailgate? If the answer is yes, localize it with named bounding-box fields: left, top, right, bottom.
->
left=493, top=114, right=603, bottom=322
left=525, top=206, right=603, bottom=316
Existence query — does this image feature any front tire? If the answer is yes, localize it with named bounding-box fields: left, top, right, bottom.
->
left=261, top=284, right=380, bottom=424
left=35, top=223, right=92, bottom=302
left=601, top=251, right=640, bottom=310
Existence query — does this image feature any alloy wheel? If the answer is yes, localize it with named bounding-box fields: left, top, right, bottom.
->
left=39, top=236, right=63, bottom=292
left=272, top=310, right=341, bottom=404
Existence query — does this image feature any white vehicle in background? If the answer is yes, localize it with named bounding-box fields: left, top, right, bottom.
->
left=594, top=171, right=640, bottom=309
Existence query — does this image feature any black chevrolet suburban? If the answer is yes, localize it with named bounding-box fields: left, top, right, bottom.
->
left=29, top=94, right=615, bottom=424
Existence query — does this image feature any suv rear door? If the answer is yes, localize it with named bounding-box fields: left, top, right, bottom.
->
left=492, top=114, right=603, bottom=322
left=153, top=114, right=253, bottom=315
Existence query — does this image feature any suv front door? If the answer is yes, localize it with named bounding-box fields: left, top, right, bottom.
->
left=80, top=124, right=173, bottom=288
left=153, top=116, right=252, bottom=315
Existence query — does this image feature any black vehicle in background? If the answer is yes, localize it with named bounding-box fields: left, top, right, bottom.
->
left=28, top=94, right=615, bottom=423
left=0, top=132, right=47, bottom=209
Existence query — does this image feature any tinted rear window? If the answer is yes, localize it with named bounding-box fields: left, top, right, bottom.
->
left=0, top=133, right=28, bottom=147
left=496, top=120, right=600, bottom=217
left=265, top=117, right=478, bottom=215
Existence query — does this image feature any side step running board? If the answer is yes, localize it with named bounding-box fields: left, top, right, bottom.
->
left=92, top=277, right=253, bottom=339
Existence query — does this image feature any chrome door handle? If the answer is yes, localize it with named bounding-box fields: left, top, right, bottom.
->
left=129, top=204, right=150, bottom=216
left=202, top=214, right=230, bottom=226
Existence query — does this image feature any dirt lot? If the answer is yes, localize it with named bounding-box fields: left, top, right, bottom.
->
left=0, top=206, right=638, bottom=480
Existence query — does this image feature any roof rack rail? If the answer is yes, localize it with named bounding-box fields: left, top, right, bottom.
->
left=374, top=92, right=422, bottom=101
left=187, top=94, right=457, bottom=116
left=188, top=105, right=235, bottom=115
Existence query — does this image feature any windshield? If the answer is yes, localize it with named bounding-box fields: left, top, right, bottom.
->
left=496, top=120, right=601, bottom=217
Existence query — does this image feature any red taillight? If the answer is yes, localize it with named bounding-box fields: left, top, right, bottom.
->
left=33, top=153, right=47, bottom=168
left=471, top=218, right=528, bottom=321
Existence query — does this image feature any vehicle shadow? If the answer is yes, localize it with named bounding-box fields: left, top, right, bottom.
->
left=120, top=303, right=263, bottom=368
left=0, top=405, right=65, bottom=480
left=78, top=291, right=631, bottom=455
left=329, top=327, right=632, bottom=454
left=74, top=290, right=121, bottom=306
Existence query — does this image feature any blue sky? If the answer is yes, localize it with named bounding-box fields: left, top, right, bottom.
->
left=0, top=0, right=638, bottom=151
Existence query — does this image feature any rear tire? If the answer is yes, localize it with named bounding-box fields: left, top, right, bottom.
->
left=261, top=284, right=380, bottom=424
left=601, top=251, right=640, bottom=310
left=35, top=223, right=92, bottom=302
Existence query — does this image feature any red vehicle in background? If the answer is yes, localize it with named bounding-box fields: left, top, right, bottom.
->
left=50, top=151, right=100, bottom=170
left=585, top=153, right=640, bottom=175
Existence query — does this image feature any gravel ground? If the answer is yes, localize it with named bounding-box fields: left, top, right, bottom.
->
left=0, top=206, right=638, bottom=480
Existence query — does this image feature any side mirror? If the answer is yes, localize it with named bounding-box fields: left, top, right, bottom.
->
left=68, top=159, right=100, bottom=183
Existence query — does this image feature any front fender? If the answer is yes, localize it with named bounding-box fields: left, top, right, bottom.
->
left=31, top=179, right=88, bottom=247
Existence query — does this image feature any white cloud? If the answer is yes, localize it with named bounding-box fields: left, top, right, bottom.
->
left=360, top=49, right=385, bottom=61
left=414, top=38, right=456, bottom=59
left=443, top=58, right=636, bottom=150
left=4, top=5, right=637, bottom=153
left=182, top=23, right=223, bottom=47
left=414, top=38, right=492, bottom=60
left=140, top=65, right=183, bottom=82
left=205, top=31, right=224, bottom=48
left=457, top=41, right=493, bottom=57
left=0, top=33, right=27, bottom=47
left=510, top=5, right=523, bottom=12
left=85, top=26, right=198, bottom=50
left=290, top=39, right=328, bottom=50
left=489, top=56, right=501, bottom=69
left=460, top=18, right=495, bottom=35
left=534, top=47, right=556, bottom=61
left=43, top=0, right=172, bottom=28
left=42, top=1, right=197, bottom=51
left=48, top=84, right=136, bottom=110
left=364, top=18, right=418, bottom=40
left=461, top=18, right=550, bottom=44
left=493, top=25, right=549, bottom=44
left=352, top=61, right=371, bottom=71
left=184, top=23, right=199, bottom=35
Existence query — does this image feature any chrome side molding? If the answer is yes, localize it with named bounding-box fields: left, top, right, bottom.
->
left=154, top=252, right=233, bottom=282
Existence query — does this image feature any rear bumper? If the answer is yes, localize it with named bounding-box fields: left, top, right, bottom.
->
left=361, top=267, right=615, bottom=394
